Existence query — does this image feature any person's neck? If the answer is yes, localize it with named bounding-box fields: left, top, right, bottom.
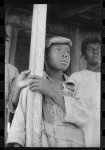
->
left=87, top=63, right=100, bottom=72
left=45, top=67, right=64, bottom=82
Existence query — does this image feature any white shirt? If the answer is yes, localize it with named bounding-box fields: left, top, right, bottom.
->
left=63, top=70, right=100, bottom=147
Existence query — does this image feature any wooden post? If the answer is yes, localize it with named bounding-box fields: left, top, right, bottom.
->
left=9, top=27, right=18, bottom=65
left=71, top=28, right=81, bottom=73
left=5, top=24, right=12, bottom=62
left=26, top=4, right=47, bottom=147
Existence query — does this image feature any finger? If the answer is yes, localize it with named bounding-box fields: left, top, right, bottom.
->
left=30, top=88, right=39, bottom=92
left=19, top=71, right=31, bottom=79
left=29, top=75, right=42, bottom=80
left=29, top=83, right=39, bottom=89
left=29, top=82, right=40, bottom=87
left=29, top=79, right=40, bottom=85
left=30, top=86, right=40, bottom=91
left=29, top=75, right=35, bottom=79
left=21, top=70, right=31, bottom=75
left=29, top=78, right=42, bottom=85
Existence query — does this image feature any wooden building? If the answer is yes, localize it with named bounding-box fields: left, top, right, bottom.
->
left=5, top=2, right=101, bottom=76
left=5, top=1, right=102, bottom=146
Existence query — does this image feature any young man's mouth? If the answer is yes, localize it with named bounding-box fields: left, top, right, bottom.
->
left=60, top=60, right=68, bottom=65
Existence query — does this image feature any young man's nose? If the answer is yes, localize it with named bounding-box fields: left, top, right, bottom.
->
left=61, top=52, right=68, bottom=57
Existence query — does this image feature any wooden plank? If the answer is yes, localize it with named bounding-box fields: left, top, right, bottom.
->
left=9, top=27, right=18, bottom=65
left=58, top=5, right=99, bottom=20
left=5, top=25, right=12, bottom=63
left=26, top=4, right=47, bottom=147
left=71, top=28, right=85, bottom=73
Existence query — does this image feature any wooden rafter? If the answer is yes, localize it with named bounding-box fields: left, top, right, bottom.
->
left=56, top=4, right=100, bottom=20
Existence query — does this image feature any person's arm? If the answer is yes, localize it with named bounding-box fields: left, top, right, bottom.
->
left=11, top=86, right=23, bottom=109
left=29, top=74, right=89, bottom=127
left=6, top=87, right=27, bottom=147
left=46, top=85, right=89, bottom=126
left=48, top=90, right=66, bottom=113
left=63, top=95, right=89, bottom=127
left=62, top=74, right=90, bottom=127
left=50, top=74, right=89, bottom=127
left=29, top=75, right=66, bottom=112
left=8, top=70, right=30, bottom=113
left=12, top=70, right=30, bottom=107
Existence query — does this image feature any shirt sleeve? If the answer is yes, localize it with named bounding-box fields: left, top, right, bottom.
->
left=7, top=68, right=19, bottom=113
left=63, top=96, right=90, bottom=127
left=6, top=88, right=27, bottom=147
left=7, top=78, right=17, bottom=113
left=63, top=73, right=90, bottom=127
left=5, top=63, right=19, bottom=105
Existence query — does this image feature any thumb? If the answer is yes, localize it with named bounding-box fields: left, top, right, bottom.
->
left=21, top=70, right=31, bottom=76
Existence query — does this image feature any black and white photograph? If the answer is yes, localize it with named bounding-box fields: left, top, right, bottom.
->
left=5, top=1, right=101, bottom=147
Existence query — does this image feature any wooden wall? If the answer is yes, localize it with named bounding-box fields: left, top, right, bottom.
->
left=5, top=11, right=101, bottom=75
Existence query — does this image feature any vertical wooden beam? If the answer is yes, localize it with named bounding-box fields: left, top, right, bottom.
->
left=5, top=24, right=12, bottom=62
left=26, top=4, right=47, bottom=147
left=74, top=28, right=80, bottom=72
left=79, top=34, right=87, bottom=71
left=9, top=27, right=18, bottom=65
left=71, top=28, right=81, bottom=73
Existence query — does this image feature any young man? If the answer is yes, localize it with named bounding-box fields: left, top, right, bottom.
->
left=5, top=60, right=30, bottom=143
left=6, top=36, right=85, bottom=147
left=5, top=30, right=31, bottom=143
left=63, top=36, right=101, bottom=147
left=5, top=60, right=19, bottom=142
left=8, top=70, right=31, bottom=113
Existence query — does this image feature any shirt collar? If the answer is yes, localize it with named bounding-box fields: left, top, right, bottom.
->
left=44, top=71, right=68, bottom=82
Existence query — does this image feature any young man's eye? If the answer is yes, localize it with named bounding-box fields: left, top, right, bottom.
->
left=87, top=48, right=93, bottom=53
left=55, top=49, right=61, bottom=51
left=67, top=50, right=70, bottom=53
left=65, top=50, right=70, bottom=54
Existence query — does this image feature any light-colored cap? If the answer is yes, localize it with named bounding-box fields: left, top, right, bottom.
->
left=46, top=36, right=72, bottom=49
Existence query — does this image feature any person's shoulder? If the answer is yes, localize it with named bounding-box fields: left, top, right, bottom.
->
left=6, top=63, right=19, bottom=76
left=9, top=64, right=18, bottom=71
left=6, top=63, right=18, bottom=71
left=67, top=70, right=86, bottom=84
left=71, top=70, right=88, bottom=77
left=69, top=70, right=82, bottom=78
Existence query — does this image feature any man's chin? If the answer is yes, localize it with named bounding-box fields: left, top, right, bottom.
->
left=51, top=66, right=67, bottom=71
left=58, top=66, right=68, bottom=71
left=90, top=61, right=100, bottom=66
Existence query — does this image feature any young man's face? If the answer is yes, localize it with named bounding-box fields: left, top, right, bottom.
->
left=85, top=43, right=101, bottom=65
left=46, top=44, right=70, bottom=71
